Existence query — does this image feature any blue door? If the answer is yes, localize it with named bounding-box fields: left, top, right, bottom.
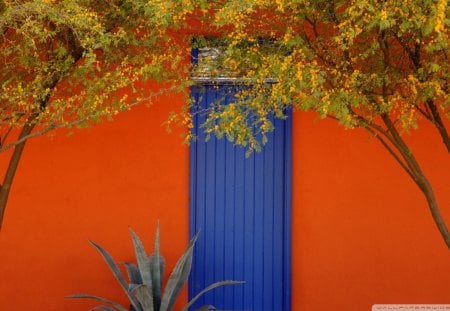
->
left=189, top=84, right=292, bottom=311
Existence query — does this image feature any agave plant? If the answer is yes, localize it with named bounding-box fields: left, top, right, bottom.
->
left=67, top=224, right=242, bottom=311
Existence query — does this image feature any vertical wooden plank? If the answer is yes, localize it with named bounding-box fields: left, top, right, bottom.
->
left=190, top=85, right=207, bottom=301
left=203, top=85, right=217, bottom=304
left=253, top=142, right=265, bottom=311
left=283, top=110, right=293, bottom=311
left=243, top=150, right=255, bottom=310
left=262, top=128, right=275, bottom=310
left=273, top=116, right=286, bottom=308
left=213, top=88, right=226, bottom=306
left=233, top=141, right=245, bottom=309
left=223, top=123, right=236, bottom=306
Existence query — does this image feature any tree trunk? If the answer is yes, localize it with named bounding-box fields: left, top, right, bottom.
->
left=417, top=177, right=450, bottom=250
left=426, top=100, right=450, bottom=154
left=0, top=27, right=83, bottom=229
left=0, top=121, right=36, bottom=229
left=380, top=115, right=450, bottom=250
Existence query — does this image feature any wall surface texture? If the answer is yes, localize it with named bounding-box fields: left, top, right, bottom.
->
left=0, top=88, right=449, bottom=310
left=292, top=112, right=450, bottom=310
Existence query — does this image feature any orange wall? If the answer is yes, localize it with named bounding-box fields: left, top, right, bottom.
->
left=292, top=112, right=450, bottom=310
left=0, top=91, right=449, bottom=310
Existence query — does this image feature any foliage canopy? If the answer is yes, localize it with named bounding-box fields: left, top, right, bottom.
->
left=0, top=0, right=449, bottom=248
left=0, top=0, right=189, bottom=151
left=186, top=0, right=449, bottom=154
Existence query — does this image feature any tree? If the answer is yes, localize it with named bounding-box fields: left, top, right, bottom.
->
left=0, top=0, right=192, bottom=228
left=183, top=0, right=450, bottom=249
left=1, top=0, right=449, bottom=250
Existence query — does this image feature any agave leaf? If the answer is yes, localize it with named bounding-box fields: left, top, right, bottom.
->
left=150, top=222, right=163, bottom=311
left=88, top=241, right=141, bottom=311
left=149, top=254, right=165, bottom=288
left=182, top=281, right=245, bottom=311
left=129, top=283, right=142, bottom=292
left=194, top=305, right=217, bottom=311
left=133, top=284, right=155, bottom=311
left=89, top=305, right=118, bottom=311
left=129, top=228, right=154, bottom=310
left=129, top=228, right=152, bottom=287
left=159, top=231, right=200, bottom=311
left=124, top=262, right=143, bottom=284
left=66, top=294, right=128, bottom=311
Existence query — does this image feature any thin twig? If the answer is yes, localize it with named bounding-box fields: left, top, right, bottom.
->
left=0, top=85, right=180, bottom=152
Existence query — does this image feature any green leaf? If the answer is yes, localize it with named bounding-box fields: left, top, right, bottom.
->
left=66, top=294, right=128, bottom=311
left=89, top=305, right=119, bottom=311
left=129, top=228, right=152, bottom=286
left=379, top=19, right=391, bottom=31
left=150, top=221, right=163, bottom=310
left=133, top=285, right=154, bottom=311
left=182, top=281, right=245, bottom=311
left=160, top=231, right=200, bottom=311
left=88, top=241, right=141, bottom=311
left=429, top=63, right=440, bottom=72
left=124, top=262, right=143, bottom=284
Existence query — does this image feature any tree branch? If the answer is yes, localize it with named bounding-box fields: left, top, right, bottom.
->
left=425, top=99, right=450, bottom=153
left=0, top=25, right=85, bottom=228
left=0, top=117, right=37, bottom=229
left=414, top=103, right=433, bottom=121
left=375, top=35, right=450, bottom=248
left=0, top=85, right=178, bottom=153
left=381, top=114, right=450, bottom=249
left=395, top=34, right=450, bottom=153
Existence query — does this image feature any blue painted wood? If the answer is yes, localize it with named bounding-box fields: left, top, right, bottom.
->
left=189, top=84, right=292, bottom=311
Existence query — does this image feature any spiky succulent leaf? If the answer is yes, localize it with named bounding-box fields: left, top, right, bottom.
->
left=129, top=283, right=141, bottom=292
left=149, top=254, right=165, bottom=288
left=89, top=305, right=118, bottom=311
left=66, top=294, right=128, bottom=311
left=159, top=231, right=200, bottom=311
left=150, top=222, right=163, bottom=311
left=129, top=228, right=152, bottom=287
left=182, top=280, right=245, bottom=311
left=133, top=284, right=154, bottom=311
left=88, top=241, right=141, bottom=311
left=124, top=262, right=143, bottom=284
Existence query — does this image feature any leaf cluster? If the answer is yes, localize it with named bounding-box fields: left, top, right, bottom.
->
left=0, top=0, right=190, bottom=149
left=187, top=0, right=449, bottom=152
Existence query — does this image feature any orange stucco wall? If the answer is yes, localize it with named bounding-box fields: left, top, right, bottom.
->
left=0, top=88, right=449, bottom=310
left=292, top=112, right=450, bottom=310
